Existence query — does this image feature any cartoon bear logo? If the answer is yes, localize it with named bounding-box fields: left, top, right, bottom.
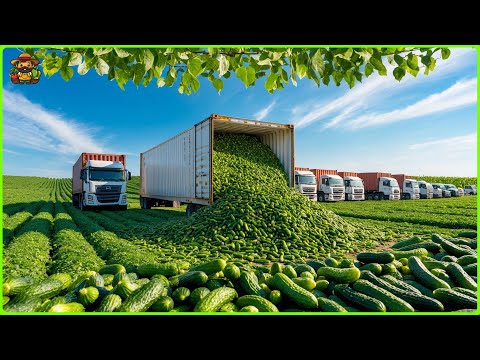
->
left=10, top=53, right=41, bottom=85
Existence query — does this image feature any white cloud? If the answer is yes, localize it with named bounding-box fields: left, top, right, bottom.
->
left=3, top=89, right=105, bottom=154
left=254, top=100, right=276, bottom=120
left=3, top=148, right=22, bottom=155
left=293, top=48, right=476, bottom=129
left=348, top=78, right=477, bottom=129
left=409, top=133, right=476, bottom=151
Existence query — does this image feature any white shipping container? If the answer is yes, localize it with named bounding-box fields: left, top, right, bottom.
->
left=140, top=114, right=294, bottom=208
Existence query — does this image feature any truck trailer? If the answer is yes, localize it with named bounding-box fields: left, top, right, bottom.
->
left=358, top=172, right=401, bottom=200
left=140, top=114, right=294, bottom=215
left=72, top=153, right=131, bottom=210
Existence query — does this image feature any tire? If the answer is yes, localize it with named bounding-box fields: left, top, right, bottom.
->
left=406, top=193, right=411, bottom=200
left=118, top=205, right=128, bottom=211
left=140, top=197, right=151, bottom=209
left=373, top=193, right=381, bottom=201
left=318, top=193, right=326, bottom=202
left=366, top=194, right=374, bottom=201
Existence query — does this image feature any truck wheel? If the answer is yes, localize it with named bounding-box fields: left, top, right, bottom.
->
left=118, top=205, right=128, bottom=211
left=319, top=193, right=325, bottom=202
left=140, top=197, right=151, bottom=209
left=373, top=193, right=381, bottom=200
left=366, top=194, right=373, bottom=201
left=406, top=193, right=411, bottom=200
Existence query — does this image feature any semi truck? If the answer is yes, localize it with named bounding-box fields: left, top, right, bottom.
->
left=310, top=169, right=345, bottom=202
left=338, top=171, right=365, bottom=201
left=72, top=153, right=131, bottom=210
left=392, top=174, right=420, bottom=200
left=294, top=170, right=317, bottom=201
left=417, top=180, right=434, bottom=199
left=358, top=172, right=401, bottom=200
left=140, top=114, right=294, bottom=215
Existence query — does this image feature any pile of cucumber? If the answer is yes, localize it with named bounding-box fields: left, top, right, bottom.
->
left=3, top=232, right=476, bottom=313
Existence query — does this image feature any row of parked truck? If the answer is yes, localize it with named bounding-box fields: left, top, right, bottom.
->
left=294, top=167, right=476, bottom=202
left=70, top=115, right=475, bottom=212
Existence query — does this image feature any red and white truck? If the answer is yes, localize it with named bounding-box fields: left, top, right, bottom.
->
left=358, top=172, right=401, bottom=200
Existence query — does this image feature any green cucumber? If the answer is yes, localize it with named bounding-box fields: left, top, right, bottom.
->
left=294, top=264, right=316, bottom=278
left=423, top=260, right=448, bottom=271
left=397, top=242, right=442, bottom=253
left=220, top=302, right=239, bottom=312
left=408, top=256, right=451, bottom=290
left=324, top=257, right=339, bottom=267
left=118, top=278, right=165, bottom=312
left=86, top=273, right=105, bottom=287
left=189, top=287, right=210, bottom=306
left=269, top=290, right=283, bottom=305
left=170, top=304, right=191, bottom=312
left=457, top=231, right=477, bottom=239
left=78, top=286, right=99, bottom=307
left=102, top=274, right=114, bottom=286
left=48, top=273, right=72, bottom=292
left=352, top=279, right=414, bottom=312
left=317, top=297, right=347, bottom=312
left=452, top=287, right=477, bottom=298
left=334, top=284, right=386, bottom=312
left=99, top=264, right=126, bottom=275
left=48, top=302, right=85, bottom=312
left=223, top=264, right=241, bottom=281
left=40, top=296, right=66, bottom=312
left=306, top=259, right=326, bottom=271
left=432, top=288, right=477, bottom=310
left=114, top=280, right=140, bottom=300
left=150, top=296, right=175, bottom=312
left=137, top=263, right=179, bottom=277
left=359, top=263, right=382, bottom=276
left=292, top=277, right=316, bottom=291
left=317, top=267, right=361, bottom=283
left=432, top=236, right=476, bottom=257
left=462, top=263, right=477, bottom=276
left=172, top=287, right=190, bottom=303
left=315, top=280, right=329, bottom=291
left=311, top=289, right=327, bottom=299
left=446, top=262, right=477, bottom=291
left=271, top=273, right=318, bottom=310
left=403, top=280, right=434, bottom=297
left=357, top=252, right=395, bottom=264
left=206, top=278, right=226, bottom=291
left=430, top=269, right=455, bottom=288
left=236, top=295, right=279, bottom=312
left=190, top=259, right=227, bottom=275
left=457, top=255, right=477, bottom=266
left=441, top=256, right=457, bottom=263
left=95, top=294, right=122, bottom=312
left=112, top=272, right=130, bottom=286
left=392, top=236, right=423, bottom=249
left=24, top=278, right=64, bottom=300
left=194, top=287, right=238, bottom=312
left=4, top=294, right=43, bottom=312
left=390, top=248, right=428, bottom=259
left=380, top=275, right=421, bottom=294
left=2, top=276, right=35, bottom=296
left=240, top=305, right=259, bottom=312
left=270, top=262, right=284, bottom=275
left=239, top=271, right=268, bottom=298
left=168, top=271, right=208, bottom=288
left=283, top=265, right=298, bottom=279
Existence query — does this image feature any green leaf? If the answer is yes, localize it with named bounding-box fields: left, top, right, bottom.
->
left=77, top=61, right=89, bottom=75
left=394, top=54, right=405, bottom=66
left=406, top=66, right=419, bottom=77
left=190, top=75, right=200, bottom=93
left=393, top=67, right=406, bottom=81
left=93, top=48, right=112, bottom=56
left=332, top=71, right=343, bottom=86
left=94, top=58, right=109, bottom=76
left=355, top=49, right=372, bottom=63
left=68, top=52, right=82, bottom=66
left=115, top=68, right=129, bottom=90
left=208, top=48, right=218, bottom=56
left=60, top=67, right=73, bottom=81
left=280, top=68, right=288, bottom=82
left=114, top=48, right=130, bottom=58
left=144, top=49, right=155, bottom=71
left=344, top=69, right=355, bottom=88
left=265, top=72, right=278, bottom=92
left=407, top=53, right=419, bottom=70
left=133, top=63, right=145, bottom=86
left=429, top=57, right=436, bottom=71
left=218, top=54, right=229, bottom=77
left=311, top=49, right=325, bottom=74
left=441, top=48, right=451, bottom=60
left=235, top=66, right=256, bottom=88
left=322, top=74, right=330, bottom=86
left=369, top=57, right=387, bottom=76
left=336, top=48, right=353, bottom=60
left=157, top=77, right=166, bottom=87
left=187, top=57, right=204, bottom=77
left=212, top=78, right=224, bottom=93
left=364, top=63, right=374, bottom=77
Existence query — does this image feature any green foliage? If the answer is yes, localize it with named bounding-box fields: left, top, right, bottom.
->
left=29, top=47, right=451, bottom=93
left=413, top=176, right=476, bottom=188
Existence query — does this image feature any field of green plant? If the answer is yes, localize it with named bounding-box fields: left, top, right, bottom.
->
left=413, top=176, right=476, bottom=188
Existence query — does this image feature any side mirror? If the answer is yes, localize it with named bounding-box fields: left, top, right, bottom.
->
left=127, top=171, right=132, bottom=181
left=80, top=169, right=85, bottom=180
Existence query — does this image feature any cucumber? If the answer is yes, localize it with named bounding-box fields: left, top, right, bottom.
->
left=236, top=295, right=279, bottom=312
left=334, top=284, right=386, bottom=312
left=206, top=279, right=226, bottom=291
left=40, top=296, right=66, bottom=312
left=86, top=273, right=105, bottom=287
left=78, top=286, right=99, bottom=307
left=4, top=294, right=43, bottom=312
left=170, top=304, right=191, bottom=312
left=95, top=294, right=122, bottom=312
left=381, top=263, right=398, bottom=275
left=380, top=275, right=421, bottom=294
left=239, top=271, right=268, bottom=298
left=353, top=279, right=414, bottom=312
left=392, top=236, right=423, bottom=249
left=223, top=264, right=241, bottom=281
left=189, top=287, right=210, bottom=306
left=300, top=271, right=315, bottom=279
left=306, top=259, right=326, bottom=271
left=317, top=297, right=347, bottom=312
left=422, top=260, right=448, bottom=271
left=462, top=263, right=477, bottom=276
left=430, top=269, right=456, bottom=288
left=24, top=278, right=65, bottom=300
left=457, top=231, right=477, bottom=239
left=48, top=273, right=72, bottom=292
left=269, top=290, right=283, bottom=305
left=328, top=294, right=350, bottom=308
left=220, top=302, right=239, bottom=312
left=357, top=252, right=395, bottom=264
left=99, top=264, right=126, bottom=275
left=172, top=287, right=190, bottom=303
left=452, top=287, right=477, bottom=298
left=3, top=296, right=9, bottom=306
left=433, top=288, right=477, bottom=310
left=361, top=271, right=444, bottom=311
left=168, top=271, right=208, bottom=288
left=113, top=272, right=130, bottom=286
left=317, top=267, right=361, bottom=283
left=338, top=258, right=355, bottom=268
left=270, top=262, right=284, bottom=275
left=434, top=252, right=448, bottom=261
left=433, top=236, right=476, bottom=257
left=397, top=242, right=442, bottom=253
left=137, top=263, right=179, bottom=277
left=391, top=248, right=428, bottom=259
left=271, top=273, right=318, bottom=310
left=292, top=277, right=316, bottom=291
left=48, top=302, right=85, bottom=312
left=446, top=262, right=477, bottom=291
left=403, top=280, right=434, bottom=297
left=257, top=273, right=272, bottom=285
left=190, top=259, right=227, bottom=275
left=441, top=256, right=457, bottom=263
left=194, top=287, right=238, bottom=312
left=240, top=305, right=259, bottom=312
left=311, top=289, right=327, bottom=299
left=448, top=238, right=477, bottom=249
left=408, top=256, right=451, bottom=290
left=315, top=280, right=329, bottom=291
left=118, top=278, right=165, bottom=312
left=457, top=255, right=477, bottom=266
left=102, top=274, right=114, bottom=286
left=294, top=264, right=316, bottom=278
left=283, top=265, right=298, bottom=279
left=2, top=276, right=35, bottom=296
left=114, top=280, right=140, bottom=300
left=150, top=296, right=175, bottom=312
left=324, top=257, right=339, bottom=267
left=359, top=263, right=382, bottom=276
left=135, top=278, right=150, bottom=287
left=151, top=274, right=170, bottom=288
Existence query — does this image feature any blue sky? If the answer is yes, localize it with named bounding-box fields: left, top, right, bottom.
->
left=2, top=47, right=477, bottom=178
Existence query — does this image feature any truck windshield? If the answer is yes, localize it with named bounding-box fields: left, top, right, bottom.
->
left=348, top=180, right=363, bottom=187
left=445, top=184, right=457, bottom=189
left=389, top=179, right=399, bottom=187
left=328, top=178, right=344, bottom=186
left=90, top=169, right=124, bottom=181
left=298, top=176, right=316, bottom=185
left=412, top=182, right=419, bottom=188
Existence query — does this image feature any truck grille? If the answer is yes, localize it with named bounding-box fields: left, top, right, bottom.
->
left=353, top=189, right=363, bottom=194
left=394, top=189, right=400, bottom=194
left=96, top=185, right=122, bottom=193
left=333, top=188, right=344, bottom=194
left=97, top=194, right=121, bottom=203
left=303, top=187, right=315, bottom=193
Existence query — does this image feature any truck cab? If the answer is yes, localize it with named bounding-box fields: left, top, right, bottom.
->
left=368, top=177, right=400, bottom=200
left=318, top=174, right=345, bottom=202
left=73, top=159, right=131, bottom=210
left=417, top=180, right=433, bottom=199
left=294, top=170, right=317, bottom=201
left=432, top=183, right=451, bottom=198
left=401, top=179, right=420, bottom=200
left=464, top=185, right=477, bottom=195
left=343, top=176, right=364, bottom=201
left=444, top=184, right=464, bottom=197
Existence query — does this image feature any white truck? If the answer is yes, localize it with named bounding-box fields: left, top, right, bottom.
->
left=444, top=184, right=464, bottom=197
left=392, top=174, right=420, bottom=200
left=72, top=153, right=131, bottom=211
left=358, top=172, right=401, bottom=200
left=464, top=185, right=477, bottom=195
left=294, top=170, right=317, bottom=201
left=432, top=183, right=451, bottom=198
left=338, top=172, right=364, bottom=201
left=317, top=174, right=345, bottom=202
left=417, top=180, right=433, bottom=199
